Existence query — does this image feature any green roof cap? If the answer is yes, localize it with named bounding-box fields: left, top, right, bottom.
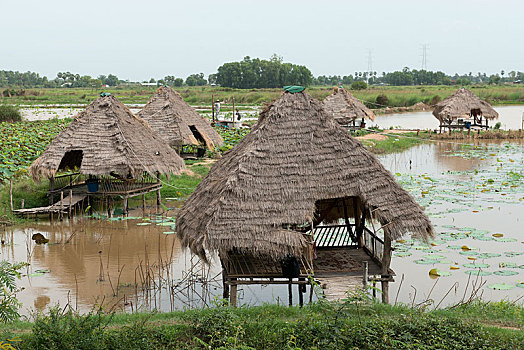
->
left=283, top=86, right=305, bottom=93
left=100, top=92, right=112, bottom=97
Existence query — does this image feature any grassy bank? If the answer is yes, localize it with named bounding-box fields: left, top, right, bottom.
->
left=0, top=301, right=521, bottom=349
left=1, top=85, right=524, bottom=107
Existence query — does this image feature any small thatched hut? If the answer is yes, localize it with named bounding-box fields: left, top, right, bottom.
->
left=177, top=89, right=433, bottom=305
left=137, top=86, right=223, bottom=154
left=322, top=87, right=375, bottom=127
left=433, top=88, right=499, bottom=131
left=28, top=94, right=185, bottom=213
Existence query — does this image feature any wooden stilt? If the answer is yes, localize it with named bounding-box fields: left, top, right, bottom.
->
left=381, top=233, right=392, bottom=304
left=59, top=191, right=64, bottom=221
left=298, top=278, right=304, bottom=307
left=230, top=282, right=237, bottom=307
left=288, top=278, right=293, bottom=306
left=142, top=194, right=146, bottom=213
left=68, top=189, right=73, bottom=218
left=123, top=196, right=128, bottom=216
left=222, top=270, right=230, bottom=300
left=363, top=261, right=369, bottom=288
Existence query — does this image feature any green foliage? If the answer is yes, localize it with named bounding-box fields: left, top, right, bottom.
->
left=0, top=261, right=27, bottom=322
left=2, top=302, right=522, bottom=349
left=186, top=73, right=207, bottom=86
left=216, top=55, right=313, bottom=89
left=0, top=105, right=22, bottom=122
left=0, top=119, right=70, bottom=182
left=214, top=126, right=250, bottom=154
left=494, top=121, right=502, bottom=129
left=375, top=93, right=389, bottom=106
left=351, top=81, right=368, bottom=90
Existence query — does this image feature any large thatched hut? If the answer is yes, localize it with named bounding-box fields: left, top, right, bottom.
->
left=177, top=88, right=433, bottom=305
left=433, top=88, right=499, bottom=132
left=137, top=86, right=223, bottom=155
left=322, top=87, right=375, bottom=127
left=28, top=94, right=185, bottom=214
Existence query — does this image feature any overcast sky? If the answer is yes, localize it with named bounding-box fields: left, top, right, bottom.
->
left=1, top=0, right=522, bottom=81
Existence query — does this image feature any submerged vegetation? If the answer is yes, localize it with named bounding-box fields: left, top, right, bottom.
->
left=0, top=300, right=521, bottom=349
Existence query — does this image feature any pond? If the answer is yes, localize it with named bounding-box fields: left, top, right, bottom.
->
left=372, top=105, right=524, bottom=130
left=2, top=140, right=522, bottom=315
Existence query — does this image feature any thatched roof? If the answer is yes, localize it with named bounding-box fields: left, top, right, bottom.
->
left=322, top=87, right=375, bottom=124
left=29, top=95, right=185, bottom=180
left=432, top=88, right=499, bottom=123
left=177, top=90, right=433, bottom=262
left=137, top=86, right=223, bottom=150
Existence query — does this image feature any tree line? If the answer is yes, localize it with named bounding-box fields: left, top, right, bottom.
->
left=1, top=59, right=523, bottom=89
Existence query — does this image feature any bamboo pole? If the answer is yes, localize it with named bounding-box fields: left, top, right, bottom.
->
left=9, top=178, right=13, bottom=212
left=232, top=96, right=235, bottom=129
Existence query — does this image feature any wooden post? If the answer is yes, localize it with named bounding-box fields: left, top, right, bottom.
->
left=9, top=179, right=13, bottom=212
left=211, top=94, right=215, bottom=124
left=232, top=96, right=235, bottom=129
left=68, top=189, right=73, bottom=218
left=298, top=278, right=304, bottom=307
left=222, top=270, right=230, bottom=300
left=20, top=199, right=24, bottom=209
left=363, top=261, right=369, bottom=288
left=49, top=177, right=55, bottom=206
left=59, top=191, right=64, bottom=221
left=288, top=278, right=293, bottom=306
left=230, top=279, right=237, bottom=307
left=381, top=233, right=392, bottom=304
left=142, top=194, right=146, bottom=213
left=156, top=172, right=161, bottom=207
left=123, top=196, right=128, bottom=216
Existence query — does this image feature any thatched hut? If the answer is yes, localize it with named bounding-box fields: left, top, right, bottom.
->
left=28, top=94, right=185, bottom=214
left=432, top=88, right=499, bottom=132
left=322, top=87, right=375, bottom=127
left=137, top=86, right=223, bottom=156
left=177, top=89, right=433, bottom=305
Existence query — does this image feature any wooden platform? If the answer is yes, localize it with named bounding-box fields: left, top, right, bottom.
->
left=314, top=247, right=383, bottom=300
left=13, top=194, right=86, bottom=215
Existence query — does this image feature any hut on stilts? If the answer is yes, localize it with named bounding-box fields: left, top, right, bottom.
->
left=322, top=87, right=375, bottom=129
left=433, top=88, right=499, bottom=133
left=25, top=94, right=185, bottom=217
left=137, top=86, right=223, bottom=158
left=177, top=87, right=433, bottom=306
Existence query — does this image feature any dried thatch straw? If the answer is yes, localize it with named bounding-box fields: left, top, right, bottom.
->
left=322, top=87, right=375, bottom=124
left=137, top=86, right=223, bottom=151
left=432, top=88, right=499, bottom=123
left=177, top=90, right=433, bottom=262
left=29, top=95, right=185, bottom=180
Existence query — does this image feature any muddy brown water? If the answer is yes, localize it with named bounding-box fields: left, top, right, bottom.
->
left=2, top=140, right=523, bottom=315
left=372, top=105, right=524, bottom=130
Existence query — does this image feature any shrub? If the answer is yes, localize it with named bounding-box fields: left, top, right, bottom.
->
left=429, top=95, right=442, bottom=105
left=375, top=94, right=390, bottom=106
left=0, top=261, right=27, bottom=322
left=0, top=105, right=22, bottom=122
left=494, top=121, right=501, bottom=129
left=351, top=81, right=367, bottom=90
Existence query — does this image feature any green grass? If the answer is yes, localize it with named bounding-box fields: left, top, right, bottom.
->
left=0, top=302, right=521, bottom=349
left=361, top=132, right=425, bottom=154
left=1, top=85, right=523, bottom=107
left=0, top=105, right=22, bottom=122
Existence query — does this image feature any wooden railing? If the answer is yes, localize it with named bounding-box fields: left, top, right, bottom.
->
left=312, top=224, right=358, bottom=248
left=362, top=227, right=384, bottom=263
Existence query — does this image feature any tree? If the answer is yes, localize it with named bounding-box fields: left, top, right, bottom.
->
left=351, top=81, right=367, bottom=90
left=173, top=78, right=184, bottom=87
left=186, top=73, right=207, bottom=86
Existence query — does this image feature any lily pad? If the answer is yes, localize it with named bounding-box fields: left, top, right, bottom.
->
left=504, top=252, right=523, bottom=257
left=414, top=259, right=442, bottom=265
left=465, top=270, right=491, bottom=276
left=477, top=253, right=501, bottom=259
left=499, top=262, right=518, bottom=268
left=487, top=283, right=515, bottom=290
left=162, top=231, right=176, bottom=235
left=463, top=263, right=490, bottom=269
left=495, top=238, right=518, bottom=243
left=394, top=252, right=412, bottom=257
left=136, top=222, right=151, bottom=226
left=429, top=268, right=451, bottom=277
left=493, top=270, right=519, bottom=276
left=459, top=251, right=479, bottom=256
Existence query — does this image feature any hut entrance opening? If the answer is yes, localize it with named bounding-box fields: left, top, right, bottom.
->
left=58, top=150, right=83, bottom=171
left=189, top=125, right=206, bottom=146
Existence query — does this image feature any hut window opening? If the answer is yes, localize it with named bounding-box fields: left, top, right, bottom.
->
left=189, top=125, right=205, bottom=146
left=58, top=150, right=83, bottom=172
